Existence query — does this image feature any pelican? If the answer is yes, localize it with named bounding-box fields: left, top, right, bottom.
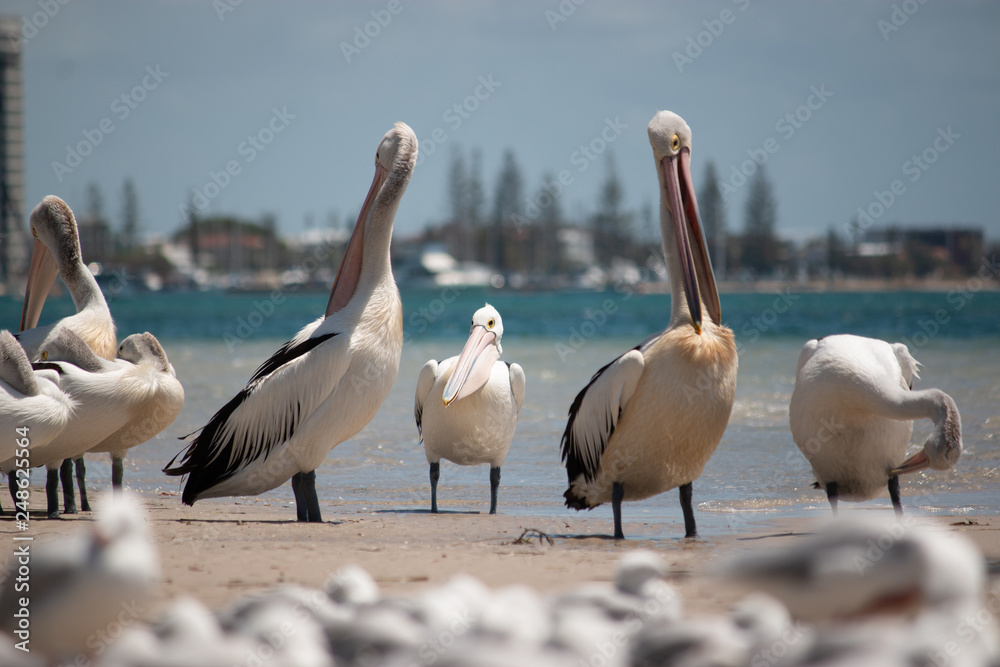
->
left=14, top=194, right=117, bottom=513
left=0, top=330, right=73, bottom=510
left=44, top=332, right=184, bottom=499
left=561, top=111, right=738, bottom=539
left=789, top=334, right=962, bottom=515
left=1, top=329, right=176, bottom=517
left=414, top=304, right=525, bottom=514
left=164, top=122, right=417, bottom=522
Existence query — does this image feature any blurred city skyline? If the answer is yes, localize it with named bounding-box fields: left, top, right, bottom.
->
left=7, top=1, right=1000, bottom=244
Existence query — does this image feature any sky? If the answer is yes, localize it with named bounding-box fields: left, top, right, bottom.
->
left=6, top=1, right=1000, bottom=244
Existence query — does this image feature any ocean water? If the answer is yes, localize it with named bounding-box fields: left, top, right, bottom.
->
left=2, top=287, right=998, bottom=537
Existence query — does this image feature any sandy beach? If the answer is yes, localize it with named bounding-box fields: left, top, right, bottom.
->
left=6, top=487, right=999, bottom=623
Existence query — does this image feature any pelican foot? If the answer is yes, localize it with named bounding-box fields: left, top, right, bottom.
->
left=75, top=458, right=91, bottom=512
left=679, top=482, right=698, bottom=538
left=60, top=458, right=77, bottom=514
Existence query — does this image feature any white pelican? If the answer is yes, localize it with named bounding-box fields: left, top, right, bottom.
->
left=2, top=329, right=176, bottom=517
left=43, top=332, right=184, bottom=499
left=561, top=111, right=738, bottom=539
left=414, top=304, right=525, bottom=514
left=789, top=334, right=962, bottom=515
left=14, top=194, right=117, bottom=513
left=164, top=122, right=417, bottom=522
left=15, top=195, right=116, bottom=359
left=0, top=330, right=73, bottom=510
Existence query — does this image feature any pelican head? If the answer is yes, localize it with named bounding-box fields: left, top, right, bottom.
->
left=118, top=332, right=171, bottom=372
left=21, top=196, right=81, bottom=332
left=442, top=304, right=504, bottom=407
left=37, top=327, right=108, bottom=373
left=326, top=122, right=418, bottom=316
left=891, top=391, right=963, bottom=475
left=648, top=111, right=721, bottom=334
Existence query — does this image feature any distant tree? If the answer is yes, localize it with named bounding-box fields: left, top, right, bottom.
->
left=534, top=172, right=565, bottom=274
left=741, top=167, right=779, bottom=276
left=491, top=150, right=524, bottom=271
left=592, top=154, right=632, bottom=269
left=185, top=191, right=200, bottom=268
left=446, top=147, right=471, bottom=260
left=120, top=178, right=140, bottom=251
left=467, top=149, right=486, bottom=228
left=85, top=182, right=105, bottom=224
left=698, top=161, right=726, bottom=279
left=826, top=226, right=844, bottom=278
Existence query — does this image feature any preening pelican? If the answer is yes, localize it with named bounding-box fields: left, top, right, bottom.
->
left=414, top=304, right=525, bottom=514
left=789, top=334, right=962, bottom=515
left=164, top=123, right=417, bottom=522
left=0, top=330, right=73, bottom=510
left=561, top=111, right=737, bottom=539
left=2, top=329, right=176, bottom=517
left=15, top=195, right=116, bottom=360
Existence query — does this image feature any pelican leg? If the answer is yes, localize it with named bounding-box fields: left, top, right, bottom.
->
left=429, top=462, right=440, bottom=513
left=826, top=482, right=839, bottom=515
left=680, top=482, right=698, bottom=538
left=489, top=466, right=501, bottom=515
left=612, top=482, right=625, bottom=539
left=6, top=471, right=16, bottom=512
left=291, top=473, right=308, bottom=522
left=301, top=470, right=322, bottom=523
left=46, top=468, right=61, bottom=519
left=60, top=458, right=77, bottom=514
left=111, top=457, right=124, bottom=495
left=888, top=475, right=903, bottom=517
left=75, top=458, right=91, bottom=511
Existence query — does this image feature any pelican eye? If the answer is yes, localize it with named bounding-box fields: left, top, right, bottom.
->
left=487, top=318, right=495, bottom=329
left=40, top=351, right=48, bottom=361
left=670, top=134, right=680, bottom=151
left=31, top=226, right=38, bottom=239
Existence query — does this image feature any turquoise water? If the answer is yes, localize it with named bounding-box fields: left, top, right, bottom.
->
left=3, top=287, right=998, bottom=537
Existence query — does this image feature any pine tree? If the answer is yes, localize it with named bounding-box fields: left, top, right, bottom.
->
left=698, top=161, right=726, bottom=279
left=741, top=167, right=778, bottom=276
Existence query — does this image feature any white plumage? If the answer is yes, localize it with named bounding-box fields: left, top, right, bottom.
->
left=414, top=304, right=525, bottom=514
left=790, top=334, right=962, bottom=513
left=164, top=123, right=417, bottom=522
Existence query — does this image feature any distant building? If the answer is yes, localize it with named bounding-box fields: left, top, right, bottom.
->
left=0, top=17, right=28, bottom=289
left=857, top=227, right=983, bottom=268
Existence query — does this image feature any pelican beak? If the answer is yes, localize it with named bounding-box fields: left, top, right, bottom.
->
left=659, top=148, right=722, bottom=334
left=20, top=239, right=60, bottom=331
left=326, top=162, right=391, bottom=317
left=442, top=325, right=498, bottom=406
left=890, top=450, right=930, bottom=476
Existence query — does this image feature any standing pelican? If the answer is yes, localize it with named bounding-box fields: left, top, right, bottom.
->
left=14, top=195, right=117, bottom=512
left=0, top=330, right=73, bottom=510
left=414, top=304, right=525, bottom=514
left=789, top=334, right=962, bottom=515
left=164, top=123, right=417, bottom=522
left=561, top=111, right=737, bottom=539
left=2, top=329, right=175, bottom=517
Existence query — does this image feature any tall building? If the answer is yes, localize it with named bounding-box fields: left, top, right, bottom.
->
left=0, top=16, right=28, bottom=291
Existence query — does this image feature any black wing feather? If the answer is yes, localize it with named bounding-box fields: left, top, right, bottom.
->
left=163, top=332, right=337, bottom=504
left=560, top=344, right=641, bottom=504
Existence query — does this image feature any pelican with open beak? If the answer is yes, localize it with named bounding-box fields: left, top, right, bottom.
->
left=561, top=111, right=738, bottom=539
left=165, top=122, right=417, bottom=522
left=415, top=304, right=525, bottom=514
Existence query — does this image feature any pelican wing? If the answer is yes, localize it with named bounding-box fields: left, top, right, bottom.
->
left=414, top=359, right=439, bottom=441
left=164, top=324, right=345, bottom=503
left=508, top=362, right=525, bottom=415
left=561, top=348, right=644, bottom=485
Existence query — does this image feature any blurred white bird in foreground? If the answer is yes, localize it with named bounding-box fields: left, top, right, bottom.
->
left=0, top=494, right=158, bottom=661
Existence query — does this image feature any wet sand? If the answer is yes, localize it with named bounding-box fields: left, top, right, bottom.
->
left=5, top=488, right=999, bottom=622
